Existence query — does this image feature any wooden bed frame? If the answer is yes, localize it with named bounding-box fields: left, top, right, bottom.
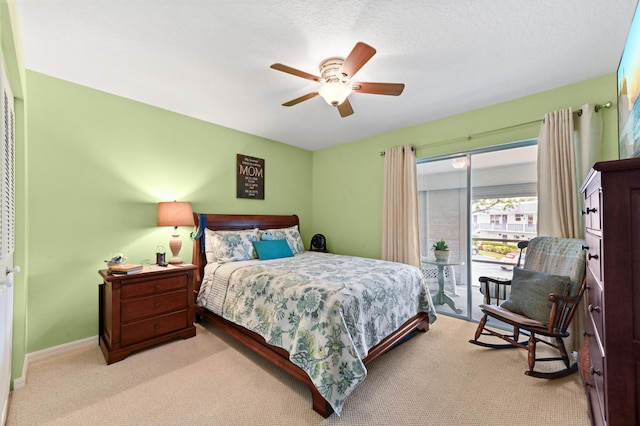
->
left=191, top=213, right=431, bottom=417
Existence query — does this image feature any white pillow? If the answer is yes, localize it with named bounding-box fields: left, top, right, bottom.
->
left=260, top=225, right=304, bottom=254
left=204, top=228, right=218, bottom=263
left=205, top=228, right=260, bottom=263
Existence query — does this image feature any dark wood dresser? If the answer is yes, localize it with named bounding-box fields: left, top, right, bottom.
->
left=579, top=157, right=640, bottom=425
left=98, top=265, right=196, bottom=364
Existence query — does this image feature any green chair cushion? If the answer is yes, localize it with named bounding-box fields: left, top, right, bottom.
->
left=500, top=267, right=570, bottom=324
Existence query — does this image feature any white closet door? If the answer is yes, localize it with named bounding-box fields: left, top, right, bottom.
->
left=0, top=64, right=16, bottom=426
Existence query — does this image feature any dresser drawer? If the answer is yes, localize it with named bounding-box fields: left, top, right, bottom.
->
left=121, top=275, right=187, bottom=299
left=584, top=189, right=602, bottom=232
left=585, top=233, right=602, bottom=282
left=582, top=172, right=602, bottom=233
left=120, top=290, right=187, bottom=323
left=120, top=310, right=188, bottom=346
left=587, top=276, right=604, bottom=341
left=587, top=335, right=606, bottom=425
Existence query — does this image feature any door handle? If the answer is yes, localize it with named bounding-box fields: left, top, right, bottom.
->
left=1, top=265, right=21, bottom=288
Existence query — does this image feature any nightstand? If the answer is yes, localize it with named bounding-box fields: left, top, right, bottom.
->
left=98, top=264, right=197, bottom=364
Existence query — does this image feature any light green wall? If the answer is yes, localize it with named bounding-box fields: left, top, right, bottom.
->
left=312, top=74, right=619, bottom=259
left=25, top=71, right=312, bottom=353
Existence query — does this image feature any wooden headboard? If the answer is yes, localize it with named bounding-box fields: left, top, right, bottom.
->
left=191, top=213, right=300, bottom=284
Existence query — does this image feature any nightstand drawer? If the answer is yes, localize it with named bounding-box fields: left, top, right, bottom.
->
left=121, top=275, right=187, bottom=299
left=120, top=290, right=187, bottom=323
left=120, top=310, right=188, bottom=346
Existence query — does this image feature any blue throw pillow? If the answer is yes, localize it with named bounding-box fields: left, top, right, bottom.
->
left=252, top=239, right=294, bottom=260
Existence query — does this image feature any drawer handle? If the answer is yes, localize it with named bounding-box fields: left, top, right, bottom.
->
left=154, top=284, right=161, bottom=291
left=588, top=304, right=601, bottom=313
left=154, top=323, right=161, bottom=329
left=590, top=367, right=602, bottom=376
left=588, top=253, right=599, bottom=260
left=154, top=302, right=161, bottom=308
left=581, top=245, right=589, bottom=250
left=586, top=207, right=597, bottom=214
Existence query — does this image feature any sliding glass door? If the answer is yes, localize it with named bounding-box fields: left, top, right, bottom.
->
left=417, top=142, right=538, bottom=321
left=417, top=155, right=469, bottom=316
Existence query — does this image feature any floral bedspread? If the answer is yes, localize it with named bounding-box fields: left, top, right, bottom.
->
left=197, top=252, right=436, bottom=415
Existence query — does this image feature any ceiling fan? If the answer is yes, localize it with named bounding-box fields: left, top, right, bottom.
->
left=270, top=42, right=405, bottom=118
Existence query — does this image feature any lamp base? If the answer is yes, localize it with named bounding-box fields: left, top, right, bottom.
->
left=168, top=235, right=183, bottom=264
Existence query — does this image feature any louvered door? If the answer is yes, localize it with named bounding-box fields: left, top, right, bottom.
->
left=0, top=64, right=16, bottom=426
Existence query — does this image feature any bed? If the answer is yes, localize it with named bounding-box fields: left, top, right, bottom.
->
left=191, top=213, right=436, bottom=417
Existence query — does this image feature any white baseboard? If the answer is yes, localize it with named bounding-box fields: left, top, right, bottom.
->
left=12, top=335, right=98, bottom=390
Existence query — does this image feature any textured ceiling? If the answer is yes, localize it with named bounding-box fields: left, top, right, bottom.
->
left=16, top=0, right=639, bottom=151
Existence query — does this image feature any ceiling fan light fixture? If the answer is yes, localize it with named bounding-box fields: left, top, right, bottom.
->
left=271, top=42, right=402, bottom=117
left=319, top=81, right=352, bottom=106
left=451, top=157, right=467, bottom=169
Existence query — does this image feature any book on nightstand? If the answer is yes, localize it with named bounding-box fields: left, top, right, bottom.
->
left=108, top=263, right=144, bottom=275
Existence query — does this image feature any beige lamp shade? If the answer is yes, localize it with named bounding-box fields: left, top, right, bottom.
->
left=157, top=201, right=195, bottom=227
left=157, top=201, right=194, bottom=264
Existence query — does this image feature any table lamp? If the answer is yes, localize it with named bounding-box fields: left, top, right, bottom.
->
left=157, top=201, right=194, bottom=264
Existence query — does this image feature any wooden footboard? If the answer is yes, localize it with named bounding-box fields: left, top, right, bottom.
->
left=196, top=305, right=429, bottom=417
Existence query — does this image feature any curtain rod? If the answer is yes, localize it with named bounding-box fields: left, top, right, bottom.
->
left=378, top=146, right=415, bottom=156
left=379, top=101, right=612, bottom=156
left=573, top=101, right=612, bottom=116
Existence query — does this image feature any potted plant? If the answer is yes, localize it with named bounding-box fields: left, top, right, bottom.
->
left=432, top=240, right=450, bottom=262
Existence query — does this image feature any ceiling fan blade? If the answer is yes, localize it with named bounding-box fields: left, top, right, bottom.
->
left=282, top=91, right=319, bottom=107
left=339, top=42, right=376, bottom=79
left=352, top=82, right=405, bottom=96
left=337, top=98, right=354, bottom=117
left=270, top=63, right=322, bottom=82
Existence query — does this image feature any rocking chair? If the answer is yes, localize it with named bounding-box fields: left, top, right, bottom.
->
left=469, top=237, right=587, bottom=379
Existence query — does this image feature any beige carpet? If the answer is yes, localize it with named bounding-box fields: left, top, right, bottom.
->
left=7, top=315, right=589, bottom=425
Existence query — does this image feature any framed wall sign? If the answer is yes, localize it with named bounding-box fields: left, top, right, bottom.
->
left=237, top=154, right=264, bottom=199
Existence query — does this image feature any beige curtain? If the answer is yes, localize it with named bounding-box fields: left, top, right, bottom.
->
left=382, top=145, right=420, bottom=268
left=537, top=108, right=580, bottom=238
left=537, top=105, right=604, bottom=353
left=574, top=103, right=604, bottom=184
